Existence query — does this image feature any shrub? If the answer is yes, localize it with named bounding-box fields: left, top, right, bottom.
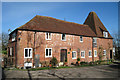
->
left=89, top=61, right=94, bottom=65
left=51, top=57, right=58, bottom=67
left=77, top=58, right=80, bottom=61
left=80, top=61, right=88, bottom=65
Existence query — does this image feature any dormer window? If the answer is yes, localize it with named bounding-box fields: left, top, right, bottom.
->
left=103, top=31, right=108, bottom=38
left=12, top=32, right=16, bottom=41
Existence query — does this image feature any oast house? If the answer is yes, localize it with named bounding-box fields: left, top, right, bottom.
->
left=7, top=11, right=113, bottom=68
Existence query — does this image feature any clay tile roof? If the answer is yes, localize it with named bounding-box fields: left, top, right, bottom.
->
left=17, top=15, right=96, bottom=37
left=84, top=11, right=112, bottom=38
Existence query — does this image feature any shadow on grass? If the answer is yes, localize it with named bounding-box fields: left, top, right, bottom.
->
left=2, top=68, right=6, bottom=80
left=27, top=69, right=32, bottom=80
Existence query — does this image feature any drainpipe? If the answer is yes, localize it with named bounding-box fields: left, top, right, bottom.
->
left=92, top=37, right=94, bottom=62
left=33, top=31, right=36, bottom=67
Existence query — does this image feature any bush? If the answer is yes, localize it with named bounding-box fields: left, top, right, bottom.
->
left=80, top=61, right=88, bottom=65
left=77, top=58, right=80, bottom=61
left=89, top=61, right=94, bottom=65
left=51, top=57, right=58, bottom=67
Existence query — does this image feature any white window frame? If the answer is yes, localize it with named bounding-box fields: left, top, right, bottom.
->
left=103, top=50, right=106, bottom=55
left=24, top=48, right=32, bottom=58
left=45, top=32, right=51, bottom=40
left=12, top=33, right=16, bottom=41
left=103, top=31, right=108, bottom=38
left=89, top=50, right=92, bottom=57
left=94, top=50, right=97, bottom=57
left=72, top=51, right=77, bottom=59
left=61, top=34, right=66, bottom=41
left=81, top=51, right=85, bottom=58
left=80, top=36, right=83, bottom=42
left=45, top=48, right=52, bottom=58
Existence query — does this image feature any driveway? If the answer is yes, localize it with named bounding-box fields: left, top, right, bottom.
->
left=2, top=63, right=120, bottom=79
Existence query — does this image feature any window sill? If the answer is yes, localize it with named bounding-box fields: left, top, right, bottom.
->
left=46, top=39, right=51, bottom=40
left=24, top=57, right=32, bottom=58
left=45, top=56, right=52, bottom=58
left=72, top=58, right=77, bottom=59
left=80, top=41, right=83, bottom=42
left=89, top=56, right=92, bottom=58
left=81, top=57, right=85, bottom=58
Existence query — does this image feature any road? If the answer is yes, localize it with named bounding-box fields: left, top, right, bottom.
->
left=2, top=63, right=120, bottom=79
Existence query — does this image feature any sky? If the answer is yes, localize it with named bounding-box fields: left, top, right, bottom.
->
left=2, top=2, right=118, bottom=36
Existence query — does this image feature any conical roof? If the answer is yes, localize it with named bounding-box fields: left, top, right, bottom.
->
left=84, top=11, right=112, bottom=38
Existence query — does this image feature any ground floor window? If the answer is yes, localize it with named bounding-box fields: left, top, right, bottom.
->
left=81, top=51, right=85, bottom=58
left=24, top=48, right=32, bottom=58
left=45, top=48, right=52, bottom=57
left=72, top=51, right=77, bottom=59
left=103, top=50, right=106, bottom=55
left=94, top=50, right=97, bottom=57
left=89, top=50, right=92, bottom=57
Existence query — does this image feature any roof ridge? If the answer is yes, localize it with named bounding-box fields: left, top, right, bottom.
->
left=35, top=15, right=89, bottom=26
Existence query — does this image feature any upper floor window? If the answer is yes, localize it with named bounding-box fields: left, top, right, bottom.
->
left=103, top=50, right=106, bottom=55
left=45, top=48, right=52, bottom=58
left=103, top=31, right=108, bottom=38
left=89, top=50, right=92, bottom=57
left=46, top=32, right=51, bottom=40
left=12, top=32, right=16, bottom=41
left=93, top=38, right=97, bottom=47
left=81, top=51, right=85, bottom=58
left=94, top=50, right=97, bottom=57
left=72, top=51, right=77, bottom=59
left=61, top=34, right=66, bottom=41
left=80, top=36, right=83, bottom=42
left=24, top=48, right=32, bottom=58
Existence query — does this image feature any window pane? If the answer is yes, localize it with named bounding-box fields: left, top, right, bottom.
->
left=89, top=51, right=91, bottom=56
left=46, top=49, right=48, bottom=56
left=49, top=49, right=51, bottom=56
left=25, top=49, right=28, bottom=57
left=29, top=49, right=31, bottom=57
left=80, top=36, right=83, bottom=41
left=81, top=52, right=83, bottom=57
left=46, top=33, right=48, bottom=39
left=62, top=34, right=65, bottom=40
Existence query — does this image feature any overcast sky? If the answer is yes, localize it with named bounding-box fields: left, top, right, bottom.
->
left=2, top=2, right=118, bottom=36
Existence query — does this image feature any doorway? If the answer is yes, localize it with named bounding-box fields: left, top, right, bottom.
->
left=60, top=49, right=67, bottom=62
left=110, top=50, right=112, bottom=59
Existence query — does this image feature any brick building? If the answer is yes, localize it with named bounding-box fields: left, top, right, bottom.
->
left=7, top=11, right=113, bottom=68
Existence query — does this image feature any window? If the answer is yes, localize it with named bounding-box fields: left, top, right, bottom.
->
left=24, top=48, right=32, bottom=58
left=89, top=50, right=92, bottom=57
left=80, top=36, right=83, bottom=42
left=94, top=50, right=97, bottom=57
left=61, top=34, right=66, bottom=41
left=46, top=32, right=51, bottom=40
left=10, top=48, right=12, bottom=56
left=45, top=48, right=52, bottom=57
left=93, top=38, right=97, bottom=47
left=81, top=51, right=85, bottom=58
left=12, top=32, right=16, bottom=41
left=103, top=50, right=106, bottom=55
left=103, top=31, right=108, bottom=38
left=72, top=51, right=77, bottom=59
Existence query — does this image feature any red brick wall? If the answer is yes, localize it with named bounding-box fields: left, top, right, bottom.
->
left=13, top=30, right=113, bottom=68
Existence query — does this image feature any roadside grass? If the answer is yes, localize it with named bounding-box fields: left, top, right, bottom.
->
left=4, top=61, right=114, bottom=71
